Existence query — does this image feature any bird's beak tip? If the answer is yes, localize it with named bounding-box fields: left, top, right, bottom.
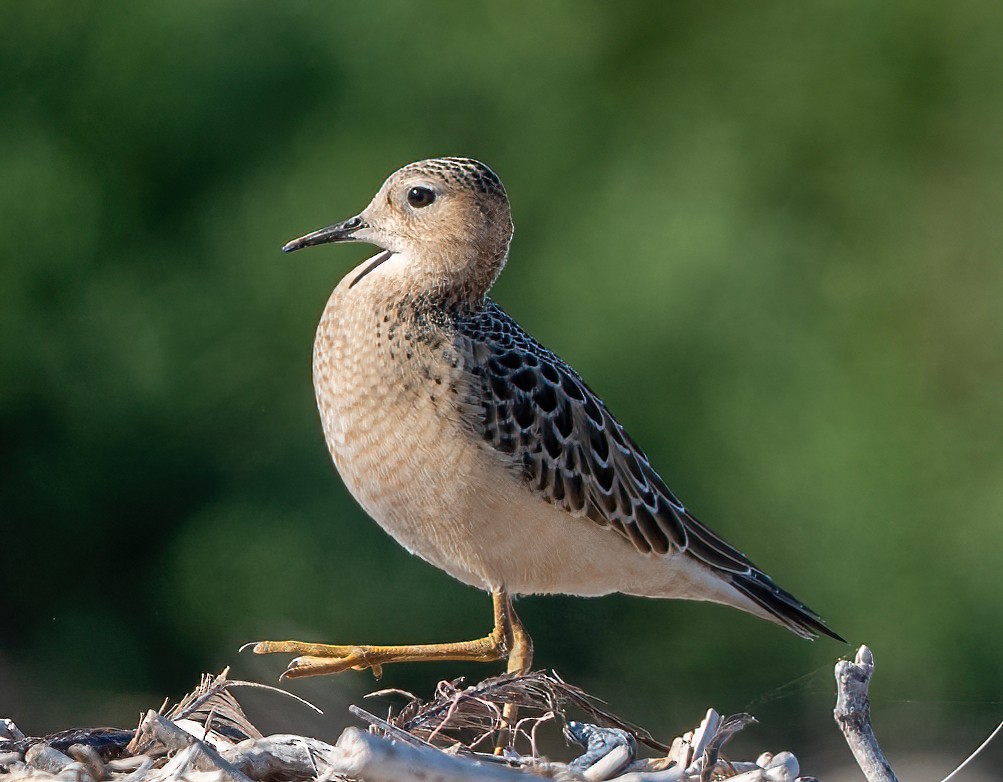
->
left=280, top=215, right=367, bottom=255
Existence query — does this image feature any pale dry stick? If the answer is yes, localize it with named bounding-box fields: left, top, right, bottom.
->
left=761, top=752, right=799, bottom=781
left=698, top=713, right=759, bottom=782
left=940, top=719, right=1003, bottom=782
left=67, top=743, right=105, bottom=781
left=137, top=711, right=253, bottom=782
left=221, top=734, right=342, bottom=781
left=583, top=744, right=633, bottom=782
left=609, top=765, right=687, bottom=782
left=155, top=743, right=205, bottom=780
left=687, top=709, right=722, bottom=765
left=833, top=645, right=898, bottom=782
left=512, top=711, right=554, bottom=758
left=0, top=720, right=25, bottom=742
left=347, top=704, right=436, bottom=748
left=107, top=755, right=151, bottom=772
left=321, top=726, right=556, bottom=782
left=118, top=757, right=155, bottom=782
left=720, top=771, right=767, bottom=782
left=667, top=736, right=688, bottom=768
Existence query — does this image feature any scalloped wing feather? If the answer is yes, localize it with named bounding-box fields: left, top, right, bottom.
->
left=455, top=301, right=842, bottom=642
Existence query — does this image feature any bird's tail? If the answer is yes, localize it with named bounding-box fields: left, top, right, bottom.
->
left=729, top=569, right=845, bottom=642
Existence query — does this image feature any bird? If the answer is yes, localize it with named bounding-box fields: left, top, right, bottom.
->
left=251, top=156, right=843, bottom=681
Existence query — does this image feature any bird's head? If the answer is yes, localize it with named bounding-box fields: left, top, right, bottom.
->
left=283, top=157, right=514, bottom=297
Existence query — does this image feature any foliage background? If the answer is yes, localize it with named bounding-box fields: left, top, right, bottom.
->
left=2, top=2, right=1001, bottom=777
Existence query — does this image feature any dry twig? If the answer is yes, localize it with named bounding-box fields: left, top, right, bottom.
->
left=833, top=646, right=897, bottom=782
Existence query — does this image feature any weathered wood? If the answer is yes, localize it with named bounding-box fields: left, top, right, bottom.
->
left=759, top=751, right=799, bottom=782
left=67, top=744, right=105, bottom=782
left=221, top=734, right=342, bottom=781
left=582, top=744, right=632, bottom=782
left=25, top=743, right=76, bottom=776
left=833, top=645, right=898, bottom=782
left=688, top=709, right=721, bottom=764
left=136, top=711, right=253, bottom=782
left=606, top=768, right=688, bottom=782
left=697, top=713, right=756, bottom=782
left=118, top=756, right=155, bottom=782
left=328, top=726, right=564, bottom=782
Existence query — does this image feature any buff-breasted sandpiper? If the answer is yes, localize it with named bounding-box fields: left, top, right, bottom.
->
left=251, top=157, right=842, bottom=681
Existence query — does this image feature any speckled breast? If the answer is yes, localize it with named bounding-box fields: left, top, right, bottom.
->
left=309, top=276, right=497, bottom=586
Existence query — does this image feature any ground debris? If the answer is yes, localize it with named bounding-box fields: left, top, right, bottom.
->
left=0, top=669, right=811, bottom=782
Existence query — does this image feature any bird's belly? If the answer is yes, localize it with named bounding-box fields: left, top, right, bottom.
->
left=325, top=407, right=597, bottom=594
left=325, top=389, right=502, bottom=587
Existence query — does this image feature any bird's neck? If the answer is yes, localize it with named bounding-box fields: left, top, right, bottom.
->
left=333, top=250, right=486, bottom=319
left=395, top=245, right=507, bottom=307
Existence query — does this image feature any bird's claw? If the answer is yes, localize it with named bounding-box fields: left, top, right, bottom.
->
left=247, top=640, right=389, bottom=679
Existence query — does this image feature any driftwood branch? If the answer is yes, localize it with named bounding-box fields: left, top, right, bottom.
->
left=222, top=734, right=342, bottom=781
left=833, top=645, right=898, bottom=782
left=330, top=727, right=557, bottom=782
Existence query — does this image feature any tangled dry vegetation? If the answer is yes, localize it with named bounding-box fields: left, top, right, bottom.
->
left=0, top=647, right=919, bottom=782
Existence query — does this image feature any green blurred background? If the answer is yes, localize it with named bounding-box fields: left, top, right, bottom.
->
left=2, top=2, right=1001, bottom=777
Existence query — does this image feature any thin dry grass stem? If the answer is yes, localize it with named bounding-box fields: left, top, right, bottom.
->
left=513, top=711, right=556, bottom=759
left=348, top=705, right=433, bottom=749
left=365, top=687, right=418, bottom=701
left=380, top=669, right=668, bottom=756
left=699, top=714, right=757, bottom=782
left=939, top=720, right=1003, bottom=782
left=550, top=672, right=670, bottom=754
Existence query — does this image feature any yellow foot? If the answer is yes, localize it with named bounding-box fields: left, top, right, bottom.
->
left=245, top=636, right=505, bottom=680
left=244, top=590, right=534, bottom=683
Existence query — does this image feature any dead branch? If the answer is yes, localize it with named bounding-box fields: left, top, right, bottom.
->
left=833, top=646, right=898, bottom=782
left=330, top=726, right=568, bottom=782
left=222, top=734, right=343, bottom=781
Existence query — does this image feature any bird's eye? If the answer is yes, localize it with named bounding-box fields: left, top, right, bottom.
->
left=407, top=186, right=436, bottom=208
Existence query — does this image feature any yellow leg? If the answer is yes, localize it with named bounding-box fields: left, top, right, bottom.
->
left=497, top=594, right=533, bottom=752
left=505, top=595, right=533, bottom=675
left=249, top=591, right=518, bottom=680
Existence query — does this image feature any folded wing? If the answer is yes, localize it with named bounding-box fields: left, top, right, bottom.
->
left=455, top=301, right=842, bottom=642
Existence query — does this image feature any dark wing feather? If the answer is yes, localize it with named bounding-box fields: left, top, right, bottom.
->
left=456, top=301, right=842, bottom=642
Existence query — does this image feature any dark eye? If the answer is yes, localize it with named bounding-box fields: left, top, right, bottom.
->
left=407, top=186, right=436, bottom=208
